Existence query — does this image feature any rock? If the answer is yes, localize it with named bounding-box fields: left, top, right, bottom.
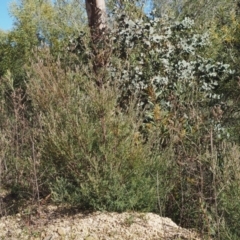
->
left=84, top=235, right=98, bottom=240
left=57, top=227, right=66, bottom=236
left=41, top=231, right=46, bottom=238
left=43, top=235, right=54, bottom=240
left=79, top=226, right=89, bottom=236
left=0, top=208, right=201, bottom=239
left=15, top=228, right=22, bottom=236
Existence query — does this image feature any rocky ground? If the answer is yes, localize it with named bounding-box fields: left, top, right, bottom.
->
left=0, top=189, right=202, bottom=240
left=0, top=204, right=202, bottom=240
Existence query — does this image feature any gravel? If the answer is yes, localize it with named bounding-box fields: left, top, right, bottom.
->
left=0, top=204, right=201, bottom=240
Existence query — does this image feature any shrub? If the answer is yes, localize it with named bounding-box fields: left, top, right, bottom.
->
left=26, top=52, right=176, bottom=212
left=1, top=8, right=239, bottom=239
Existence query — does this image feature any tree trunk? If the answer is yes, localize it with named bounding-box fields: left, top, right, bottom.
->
left=85, top=0, right=108, bottom=87
left=85, top=0, right=107, bottom=42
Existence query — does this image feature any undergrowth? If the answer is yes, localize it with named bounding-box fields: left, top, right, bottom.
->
left=0, top=12, right=240, bottom=240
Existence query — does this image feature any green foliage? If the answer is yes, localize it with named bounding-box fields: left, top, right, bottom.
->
left=101, top=11, right=237, bottom=236
left=0, top=0, right=86, bottom=86
left=150, top=0, right=240, bottom=146
left=106, top=12, right=233, bottom=145
left=215, top=144, right=240, bottom=239
left=1, top=1, right=240, bottom=238
left=25, top=52, right=174, bottom=212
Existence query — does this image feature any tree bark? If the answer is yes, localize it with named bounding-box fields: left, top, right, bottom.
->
left=85, top=0, right=107, bottom=42
left=85, top=0, right=108, bottom=87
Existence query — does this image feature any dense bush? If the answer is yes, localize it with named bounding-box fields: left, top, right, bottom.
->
left=1, top=3, right=240, bottom=239
left=25, top=53, right=175, bottom=212
left=95, top=15, right=236, bottom=235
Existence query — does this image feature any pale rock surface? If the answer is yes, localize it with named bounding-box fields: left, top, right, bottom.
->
left=0, top=205, right=201, bottom=240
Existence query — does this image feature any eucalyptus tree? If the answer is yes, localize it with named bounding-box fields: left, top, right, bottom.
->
left=85, top=0, right=107, bottom=35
